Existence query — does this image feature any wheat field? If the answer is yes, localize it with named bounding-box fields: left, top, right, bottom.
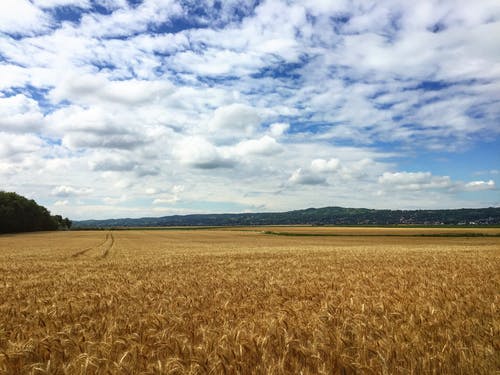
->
left=0, top=228, right=498, bottom=374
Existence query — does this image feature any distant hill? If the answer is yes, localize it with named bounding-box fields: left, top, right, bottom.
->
left=0, top=191, right=71, bottom=234
left=73, top=206, right=500, bottom=228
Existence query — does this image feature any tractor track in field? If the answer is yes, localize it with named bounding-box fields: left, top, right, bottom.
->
left=100, top=232, right=115, bottom=258
left=69, top=232, right=114, bottom=259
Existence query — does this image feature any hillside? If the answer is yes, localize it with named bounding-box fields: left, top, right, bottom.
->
left=73, top=206, right=500, bottom=228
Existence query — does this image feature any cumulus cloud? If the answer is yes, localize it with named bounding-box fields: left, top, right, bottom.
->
left=464, top=180, right=496, bottom=191
left=289, top=168, right=327, bottom=186
left=174, top=137, right=235, bottom=169
left=310, top=158, right=341, bottom=173
left=209, top=103, right=261, bottom=136
left=289, top=158, right=342, bottom=186
left=0, top=94, right=44, bottom=133
left=231, top=135, right=282, bottom=156
left=268, top=122, right=289, bottom=137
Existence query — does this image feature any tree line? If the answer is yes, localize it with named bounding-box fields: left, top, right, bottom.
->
left=0, top=191, right=71, bottom=234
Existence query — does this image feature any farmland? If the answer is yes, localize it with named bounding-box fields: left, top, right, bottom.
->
left=0, top=228, right=498, bottom=374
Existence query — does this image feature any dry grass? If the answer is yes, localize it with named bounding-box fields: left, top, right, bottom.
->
left=0, top=229, right=498, bottom=374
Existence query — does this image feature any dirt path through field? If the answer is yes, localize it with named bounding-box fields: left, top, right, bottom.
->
left=100, top=232, right=115, bottom=258
left=69, top=232, right=114, bottom=259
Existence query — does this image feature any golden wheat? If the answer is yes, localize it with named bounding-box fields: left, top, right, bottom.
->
left=0, top=228, right=498, bottom=374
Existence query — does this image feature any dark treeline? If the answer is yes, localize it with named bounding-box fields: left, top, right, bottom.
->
left=0, top=191, right=71, bottom=234
left=74, top=206, right=500, bottom=228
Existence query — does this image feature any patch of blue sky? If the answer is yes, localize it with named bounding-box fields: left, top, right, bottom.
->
left=40, top=137, right=62, bottom=148
left=388, top=140, right=500, bottom=181
left=414, top=80, right=453, bottom=91
left=410, top=79, right=488, bottom=97
left=305, top=12, right=317, bottom=26
left=329, top=13, right=350, bottom=34
left=90, top=2, right=115, bottom=16
left=156, top=70, right=188, bottom=85
left=387, top=11, right=403, bottom=33
left=1, top=31, right=34, bottom=40
left=226, top=0, right=262, bottom=23
left=91, top=60, right=117, bottom=73
left=148, top=17, right=205, bottom=35
left=261, top=55, right=310, bottom=79
left=454, top=190, right=499, bottom=206
left=466, top=102, right=500, bottom=122
left=286, top=121, right=331, bottom=136
left=47, top=5, right=87, bottom=25
left=242, top=81, right=296, bottom=98
left=10, top=85, right=57, bottom=115
left=187, top=0, right=262, bottom=28
left=428, top=22, right=447, bottom=33
left=196, top=75, right=241, bottom=86
left=251, top=63, right=303, bottom=81
left=373, top=101, right=396, bottom=111
left=126, top=0, right=143, bottom=8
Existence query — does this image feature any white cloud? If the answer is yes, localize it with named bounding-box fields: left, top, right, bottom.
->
left=268, top=122, right=289, bottom=137
left=379, top=173, right=496, bottom=193
left=52, top=185, right=92, bottom=197
left=0, top=94, right=44, bottom=133
left=50, top=75, right=175, bottom=106
left=77, top=0, right=183, bottom=38
left=0, top=65, right=31, bottom=90
left=33, top=0, right=91, bottom=8
left=231, top=135, right=282, bottom=156
left=0, top=0, right=50, bottom=35
left=464, top=180, right=496, bottom=191
left=289, top=168, right=327, bottom=186
left=89, top=155, right=138, bottom=172
left=310, top=158, right=341, bottom=173
left=150, top=185, right=183, bottom=204
left=0, top=133, right=45, bottom=159
left=153, top=197, right=178, bottom=204
left=289, top=158, right=342, bottom=186
left=378, top=172, right=453, bottom=190
left=174, top=136, right=235, bottom=169
left=208, top=103, right=262, bottom=137
left=46, top=106, right=150, bottom=150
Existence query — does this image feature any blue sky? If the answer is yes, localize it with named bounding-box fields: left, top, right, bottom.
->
left=0, top=0, right=499, bottom=219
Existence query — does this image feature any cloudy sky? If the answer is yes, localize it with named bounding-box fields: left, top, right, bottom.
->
left=1, top=0, right=499, bottom=220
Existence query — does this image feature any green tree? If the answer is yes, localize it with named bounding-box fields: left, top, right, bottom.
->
left=0, top=191, right=61, bottom=233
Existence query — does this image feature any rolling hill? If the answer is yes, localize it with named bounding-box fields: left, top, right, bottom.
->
left=73, top=206, right=500, bottom=228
